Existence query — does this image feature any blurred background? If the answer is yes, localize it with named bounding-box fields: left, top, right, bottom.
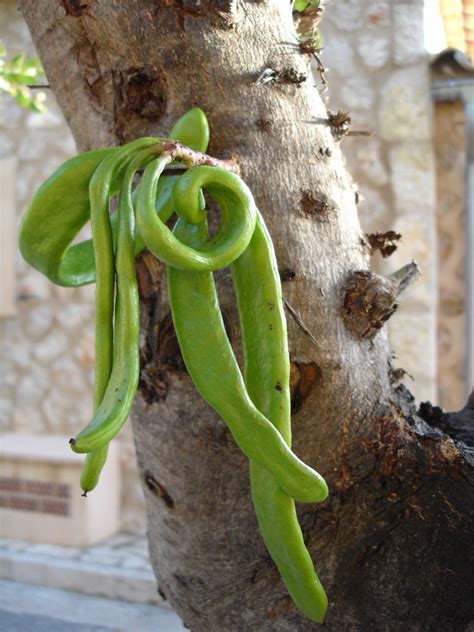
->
left=0, top=0, right=473, bottom=628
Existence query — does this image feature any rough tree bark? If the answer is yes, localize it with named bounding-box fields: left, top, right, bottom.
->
left=19, top=1, right=473, bottom=630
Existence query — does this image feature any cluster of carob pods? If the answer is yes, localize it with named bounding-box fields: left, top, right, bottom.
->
left=19, top=108, right=329, bottom=622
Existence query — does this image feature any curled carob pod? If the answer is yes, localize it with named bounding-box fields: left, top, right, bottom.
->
left=19, top=108, right=329, bottom=623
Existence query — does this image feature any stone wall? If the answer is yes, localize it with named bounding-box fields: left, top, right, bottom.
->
left=321, top=0, right=438, bottom=403
left=434, top=101, right=467, bottom=410
left=0, top=1, right=146, bottom=533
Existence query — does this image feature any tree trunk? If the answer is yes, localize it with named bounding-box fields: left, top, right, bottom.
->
left=19, top=1, right=473, bottom=630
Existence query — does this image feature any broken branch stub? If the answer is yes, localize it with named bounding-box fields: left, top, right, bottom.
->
left=341, top=263, right=420, bottom=340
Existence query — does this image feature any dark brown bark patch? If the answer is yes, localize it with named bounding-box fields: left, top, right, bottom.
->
left=389, top=365, right=413, bottom=384
left=113, top=68, right=167, bottom=142
left=139, top=312, right=187, bottom=404
left=290, top=361, right=322, bottom=412
left=136, top=252, right=165, bottom=364
left=136, top=253, right=181, bottom=404
left=264, top=595, right=297, bottom=620
left=276, top=67, right=307, bottom=85
left=139, top=367, right=170, bottom=404
left=318, top=146, right=332, bottom=157
left=418, top=393, right=474, bottom=448
left=167, top=0, right=237, bottom=28
left=279, top=268, right=296, bottom=282
left=327, top=109, right=351, bottom=139
left=300, top=190, right=334, bottom=221
left=136, top=251, right=164, bottom=301
left=155, top=313, right=187, bottom=372
left=255, top=66, right=307, bottom=86
left=144, top=470, right=175, bottom=509
left=341, top=270, right=398, bottom=339
left=76, top=44, right=106, bottom=104
left=367, top=231, right=402, bottom=258
left=255, top=118, right=274, bottom=132
left=318, top=387, right=474, bottom=631
left=61, top=0, right=94, bottom=17
left=157, top=586, right=168, bottom=601
left=122, top=69, right=167, bottom=118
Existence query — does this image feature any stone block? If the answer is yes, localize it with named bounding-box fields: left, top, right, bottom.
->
left=0, top=136, right=15, bottom=158
left=54, top=302, right=92, bottom=330
left=322, top=39, right=357, bottom=78
left=326, top=0, right=363, bottom=31
left=0, top=433, right=121, bottom=547
left=22, top=304, right=53, bottom=339
left=340, top=75, right=376, bottom=110
left=389, top=143, right=435, bottom=216
left=53, top=285, right=79, bottom=301
left=357, top=33, right=390, bottom=69
left=0, top=399, right=13, bottom=427
left=12, top=407, right=46, bottom=433
left=33, top=330, right=68, bottom=364
left=6, top=339, right=33, bottom=370
left=353, top=139, right=390, bottom=186
left=0, top=98, right=24, bottom=129
left=78, top=283, right=96, bottom=302
left=365, top=2, right=391, bottom=29
left=393, top=4, right=426, bottom=65
left=74, top=334, right=95, bottom=370
left=388, top=308, right=437, bottom=396
left=41, top=389, right=93, bottom=433
left=17, top=270, right=53, bottom=303
left=356, top=185, right=391, bottom=231
left=51, top=356, right=90, bottom=397
left=16, top=371, right=49, bottom=404
left=26, top=105, right=64, bottom=130
left=389, top=214, right=437, bottom=308
left=0, top=364, right=16, bottom=392
left=379, top=68, right=432, bottom=141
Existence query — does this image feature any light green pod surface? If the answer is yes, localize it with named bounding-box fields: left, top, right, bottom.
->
left=132, top=107, right=210, bottom=242
left=90, top=139, right=160, bottom=403
left=70, top=147, right=162, bottom=453
left=137, top=164, right=257, bottom=271
left=18, top=108, right=209, bottom=289
left=80, top=445, right=109, bottom=495
left=19, top=147, right=117, bottom=287
left=167, top=220, right=326, bottom=505
left=167, top=107, right=210, bottom=153
left=233, top=213, right=328, bottom=623
left=79, top=142, right=158, bottom=492
left=67, top=111, right=211, bottom=468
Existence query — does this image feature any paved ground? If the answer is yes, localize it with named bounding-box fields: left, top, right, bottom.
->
left=0, top=580, right=186, bottom=631
left=0, top=534, right=187, bottom=630
left=0, top=534, right=162, bottom=604
left=0, top=610, right=111, bottom=632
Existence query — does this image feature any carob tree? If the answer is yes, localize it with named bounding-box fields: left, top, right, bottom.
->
left=18, top=1, right=474, bottom=630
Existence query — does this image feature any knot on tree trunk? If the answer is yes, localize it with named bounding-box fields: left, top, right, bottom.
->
left=341, top=262, right=420, bottom=339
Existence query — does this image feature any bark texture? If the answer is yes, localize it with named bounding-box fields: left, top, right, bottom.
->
left=19, top=1, right=474, bottom=630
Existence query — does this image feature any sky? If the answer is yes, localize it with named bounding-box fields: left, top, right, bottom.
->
left=424, top=0, right=447, bottom=53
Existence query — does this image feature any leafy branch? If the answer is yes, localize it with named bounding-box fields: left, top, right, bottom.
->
left=0, top=43, right=47, bottom=112
left=293, top=0, right=320, bottom=13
